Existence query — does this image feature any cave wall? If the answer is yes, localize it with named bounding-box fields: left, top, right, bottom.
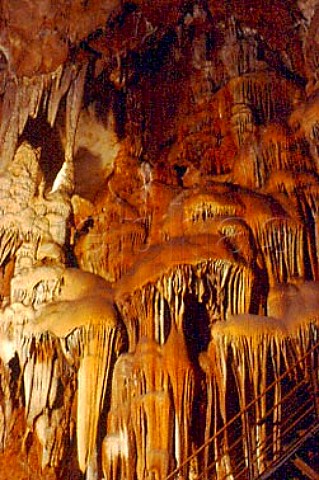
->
left=0, top=1, right=319, bottom=479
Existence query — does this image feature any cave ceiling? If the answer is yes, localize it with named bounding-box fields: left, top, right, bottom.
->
left=0, top=0, right=319, bottom=479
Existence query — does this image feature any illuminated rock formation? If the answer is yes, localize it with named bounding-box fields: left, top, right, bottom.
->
left=0, top=1, right=319, bottom=479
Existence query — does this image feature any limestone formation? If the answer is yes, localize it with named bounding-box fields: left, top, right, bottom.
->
left=0, top=1, right=319, bottom=479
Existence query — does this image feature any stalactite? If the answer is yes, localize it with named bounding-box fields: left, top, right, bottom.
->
left=117, top=254, right=254, bottom=356
left=295, top=183, right=319, bottom=279
left=50, top=62, right=88, bottom=197
left=22, top=335, right=56, bottom=429
left=227, top=74, right=297, bottom=125
left=47, top=64, right=73, bottom=128
left=253, top=217, right=305, bottom=285
left=207, top=315, right=289, bottom=478
left=64, top=63, right=88, bottom=165
left=0, top=80, right=19, bottom=171
left=205, top=335, right=233, bottom=480
left=0, top=358, right=14, bottom=451
left=25, top=295, right=123, bottom=475
left=75, top=200, right=148, bottom=283
left=221, top=25, right=259, bottom=78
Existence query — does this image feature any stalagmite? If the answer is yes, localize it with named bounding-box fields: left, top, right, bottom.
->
left=102, top=353, right=136, bottom=480
left=163, top=327, right=195, bottom=477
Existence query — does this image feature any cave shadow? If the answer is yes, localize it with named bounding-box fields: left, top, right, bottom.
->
left=21, top=110, right=65, bottom=189
left=183, top=293, right=211, bottom=365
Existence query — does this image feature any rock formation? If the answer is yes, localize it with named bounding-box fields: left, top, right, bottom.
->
left=0, top=1, right=319, bottom=479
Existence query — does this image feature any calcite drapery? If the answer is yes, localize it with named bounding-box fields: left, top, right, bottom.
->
left=0, top=1, right=319, bottom=479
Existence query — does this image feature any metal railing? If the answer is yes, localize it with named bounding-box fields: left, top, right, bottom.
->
left=165, top=339, right=319, bottom=480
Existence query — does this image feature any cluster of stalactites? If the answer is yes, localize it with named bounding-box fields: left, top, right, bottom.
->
left=234, top=76, right=292, bottom=121
left=76, top=215, right=148, bottom=283
left=0, top=61, right=87, bottom=173
left=0, top=321, right=75, bottom=471
left=0, top=138, right=125, bottom=478
left=254, top=217, right=306, bottom=285
left=117, top=259, right=254, bottom=352
left=1, top=7, right=319, bottom=480
left=0, top=303, right=122, bottom=474
left=220, top=17, right=260, bottom=79
left=198, top=313, right=319, bottom=478
left=110, top=257, right=252, bottom=480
